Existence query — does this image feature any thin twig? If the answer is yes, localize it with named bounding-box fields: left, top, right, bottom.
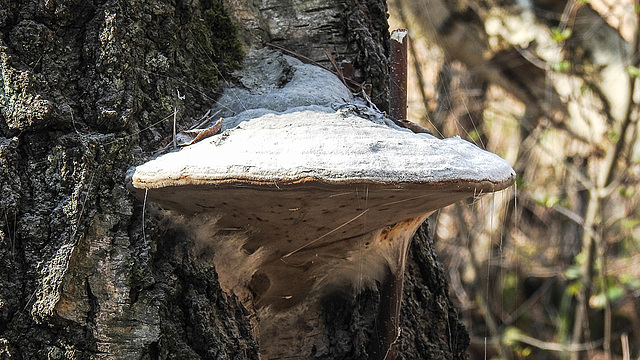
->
left=601, top=244, right=612, bottom=360
left=551, top=204, right=600, bottom=243
left=395, top=0, right=432, bottom=124
left=281, top=209, right=369, bottom=259
left=172, top=106, right=178, bottom=150
left=190, top=108, right=223, bottom=130
left=508, top=331, right=605, bottom=352
left=324, top=50, right=347, bottom=88
left=621, top=333, right=630, bottom=360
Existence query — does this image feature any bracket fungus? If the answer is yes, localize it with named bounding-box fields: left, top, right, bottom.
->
left=126, top=51, right=515, bottom=358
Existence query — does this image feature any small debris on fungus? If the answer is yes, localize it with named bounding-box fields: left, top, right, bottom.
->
left=175, top=117, right=224, bottom=146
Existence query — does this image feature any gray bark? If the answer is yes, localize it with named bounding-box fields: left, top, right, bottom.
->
left=1, top=1, right=254, bottom=358
left=0, top=0, right=468, bottom=358
left=223, top=0, right=391, bottom=111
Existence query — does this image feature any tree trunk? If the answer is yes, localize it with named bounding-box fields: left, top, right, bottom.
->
left=0, top=0, right=468, bottom=358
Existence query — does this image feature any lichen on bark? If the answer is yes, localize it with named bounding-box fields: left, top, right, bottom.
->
left=1, top=0, right=253, bottom=358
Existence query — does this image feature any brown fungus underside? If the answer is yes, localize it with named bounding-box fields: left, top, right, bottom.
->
left=128, top=179, right=508, bottom=310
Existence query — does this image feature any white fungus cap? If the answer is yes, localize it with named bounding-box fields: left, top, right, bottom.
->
left=126, top=103, right=515, bottom=262
left=128, top=104, right=515, bottom=189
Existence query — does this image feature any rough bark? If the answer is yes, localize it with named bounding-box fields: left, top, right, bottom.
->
left=1, top=0, right=468, bottom=358
left=223, top=0, right=391, bottom=110
left=309, top=223, right=469, bottom=360
left=399, top=223, right=469, bottom=359
left=0, top=0, right=255, bottom=358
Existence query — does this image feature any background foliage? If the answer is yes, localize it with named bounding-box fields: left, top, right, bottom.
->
left=388, top=0, right=640, bottom=359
